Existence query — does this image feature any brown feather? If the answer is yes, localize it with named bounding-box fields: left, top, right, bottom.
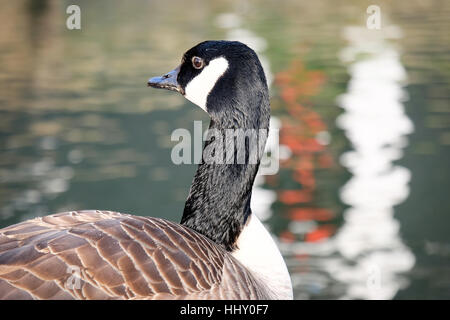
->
left=0, top=210, right=272, bottom=299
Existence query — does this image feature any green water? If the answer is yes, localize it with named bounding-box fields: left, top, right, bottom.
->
left=0, top=0, right=448, bottom=299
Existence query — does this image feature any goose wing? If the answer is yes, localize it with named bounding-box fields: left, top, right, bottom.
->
left=0, top=210, right=270, bottom=299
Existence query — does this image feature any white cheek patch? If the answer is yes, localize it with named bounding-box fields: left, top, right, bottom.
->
left=184, top=57, right=229, bottom=112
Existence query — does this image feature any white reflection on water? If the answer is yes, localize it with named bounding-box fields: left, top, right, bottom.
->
left=333, top=25, right=415, bottom=299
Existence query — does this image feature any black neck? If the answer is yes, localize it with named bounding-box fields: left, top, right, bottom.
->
left=180, top=127, right=263, bottom=251
left=181, top=88, right=270, bottom=251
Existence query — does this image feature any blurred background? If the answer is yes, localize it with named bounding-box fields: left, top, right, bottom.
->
left=0, top=0, right=449, bottom=299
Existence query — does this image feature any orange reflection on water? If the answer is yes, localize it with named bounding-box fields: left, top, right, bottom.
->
left=274, top=59, right=336, bottom=244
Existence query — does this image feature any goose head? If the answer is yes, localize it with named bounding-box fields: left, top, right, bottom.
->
left=147, top=40, right=271, bottom=252
left=148, top=40, right=270, bottom=130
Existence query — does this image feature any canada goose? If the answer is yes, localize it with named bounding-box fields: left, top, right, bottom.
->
left=0, top=41, right=293, bottom=300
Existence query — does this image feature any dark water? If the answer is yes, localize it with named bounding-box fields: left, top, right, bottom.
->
left=0, top=0, right=449, bottom=299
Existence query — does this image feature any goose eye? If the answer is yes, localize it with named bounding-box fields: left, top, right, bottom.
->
left=192, top=56, right=204, bottom=69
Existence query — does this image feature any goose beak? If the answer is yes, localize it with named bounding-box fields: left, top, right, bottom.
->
left=147, top=65, right=183, bottom=94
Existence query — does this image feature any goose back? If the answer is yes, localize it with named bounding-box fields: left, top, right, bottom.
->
left=0, top=210, right=272, bottom=299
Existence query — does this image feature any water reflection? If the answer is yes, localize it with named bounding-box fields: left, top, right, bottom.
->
left=273, top=59, right=346, bottom=299
left=334, top=25, right=415, bottom=299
